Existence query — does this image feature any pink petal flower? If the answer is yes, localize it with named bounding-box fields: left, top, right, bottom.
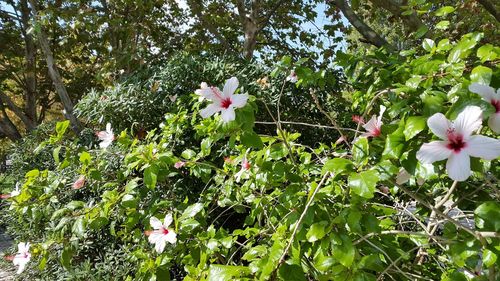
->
left=72, top=175, right=86, bottom=190
left=12, top=242, right=31, bottom=274
left=286, top=70, right=298, bottom=83
left=361, top=105, right=385, bottom=137
left=174, top=161, right=186, bottom=169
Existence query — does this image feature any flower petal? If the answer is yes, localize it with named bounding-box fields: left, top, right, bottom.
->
left=362, top=115, right=378, bottom=133
left=196, top=87, right=219, bottom=101
left=427, top=113, right=451, bottom=140
left=231, top=94, right=248, bottom=108
left=155, top=237, right=167, bottom=253
left=148, top=231, right=163, bottom=244
left=99, top=139, right=112, bottom=149
left=466, top=135, right=500, bottom=160
left=469, top=83, right=496, bottom=102
left=150, top=216, right=163, bottom=230
left=454, top=106, right=483, bottom=138
left=377, top=105, right=386, bottom=125
left=221, top=107, right=236, bottom=123
left=165, top=231, right=177, bottom=244
left=106, top=123, right=112, bottom=133
left=416, top=141, right=452, bottom=164
left=446, top=151, right=471, bottom=181
left=488, top=113, right=500, bottom=134
left=222, top=77, right=239, bottom=98
left=163, top=213, right=173, bottom=228
left=200, top=103, right=221, bottom=118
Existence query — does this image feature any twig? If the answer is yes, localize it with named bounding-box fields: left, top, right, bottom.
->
left=309, top=89, right=351, bottom=149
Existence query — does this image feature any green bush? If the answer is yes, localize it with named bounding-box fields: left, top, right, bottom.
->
left=1, top=34, right=499, bottom=281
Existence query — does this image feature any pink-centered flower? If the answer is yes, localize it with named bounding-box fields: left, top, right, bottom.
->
left=197, top=77, right=248, bottom=123
left=235, top=157, right=251, bottom=182
left=96, top=123, right=114, bottom=149
left=12, top=242, right=31, bottom=274
left=147, top=214, right=177, bottom=253
left=72, top=175, right=85, bottom=190
left=361, top=106, right=386, bottom=137
left=469, top=83, right=500, bottom=133
left=286, top=70, right=298, bottom=83
left=416, top=106, right=500, bottom=181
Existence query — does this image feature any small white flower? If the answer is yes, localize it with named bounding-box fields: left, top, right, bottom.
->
left=148, top=214, right=177, bottom=253
left=469, top=83, right=500, bottom=133
left=198, top=77, right=248, bottom=123
left=417, top=106, right=500, bottom=181
left=13, top=242, right=31, bottom=274
left=96, top=123, right=114, bottom=149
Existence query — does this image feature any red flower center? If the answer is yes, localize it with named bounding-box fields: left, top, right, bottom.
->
left=162, top=227, right=169, bottom=235
left=220, top=98, right=232, bottom=109
left=491, top=99, right=500, bottom=113
left=446, top=130, right=466, bottom=153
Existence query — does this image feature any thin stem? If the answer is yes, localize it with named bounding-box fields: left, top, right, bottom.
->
left=277, top=173, right=330, bottom=265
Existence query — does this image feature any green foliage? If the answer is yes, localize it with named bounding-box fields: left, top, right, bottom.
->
left=1, top=26, right=499, bottom=281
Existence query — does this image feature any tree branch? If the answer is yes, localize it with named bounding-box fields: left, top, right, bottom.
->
left=328, top=0, right=394, bottom=50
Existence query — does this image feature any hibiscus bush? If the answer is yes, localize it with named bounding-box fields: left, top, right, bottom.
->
left=1, top=32, right=500, bottom=281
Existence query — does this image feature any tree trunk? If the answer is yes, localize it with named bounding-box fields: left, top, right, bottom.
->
left=477, top=0, right=500, bottom=22
left=243, top=19, right=258, bottom=60
left=236, top=0, right=259, bottom=59
left=28, top=0, right=82, bottom=133
left=329, top=0, right=394, bottom=50
left=0, top=107, right=22, bottom=141
left=0, top=91, right=36, bottom=130
left=20, top=0, right=38, bottom=128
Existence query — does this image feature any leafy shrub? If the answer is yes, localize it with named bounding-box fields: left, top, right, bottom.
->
left=1, top=33, right=499, bottom=281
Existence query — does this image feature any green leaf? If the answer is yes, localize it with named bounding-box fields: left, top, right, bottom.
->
left=437, top=39, right=452, bottom=52
left=89, top=217, right=108, bottom=230
left=53, top=146, right=61, bottom=165
left=181, top=149, right=196, bottom=160
left=72, top=217, right=85, bottom=238
left=322, top=158, right=354, bottom=175
left=144, top=165, right=158, bottom=189
left=61, top=247, right=73, bottom=269
left=474, top=202, right=500, bottom=231
left=207, top=265, right=251, bottom=281
left=352, top=137, right=369, bottom=165
left=470, top=65, right=492, bottom=85
left=435, top=20, right=450, bottom=30
left=477, top=44, right=497, bottom=62
left=306, top=221, right=328, bottom=242
left=483, top=249, right=497, bottom=267
left=278, top=263, right=306, bottom=281
left=435, top=6, right=455, bottom=16
left=414, top=25, right=429, bottom=38
left=241, top=131, right=263, bottom=149
left=405, top=76, right=422, bottom=90
left=200, top=138, right=212, bottom=156
left=349, top=170, right=379, bottom=199
left=66, top=201, right=85, bottom=210
left=422, top=39, right=435, bottom=52
left=55, top=120, right=70, bottom=138
left=180, top=203, right=204, bottom=221
left=382, top=125, right=405, bottom=159
left=404, top=116, right=426, bottom=141
left=79, top=151, right=92, bottom=166
left=332, top=234, right=356, bottom=268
